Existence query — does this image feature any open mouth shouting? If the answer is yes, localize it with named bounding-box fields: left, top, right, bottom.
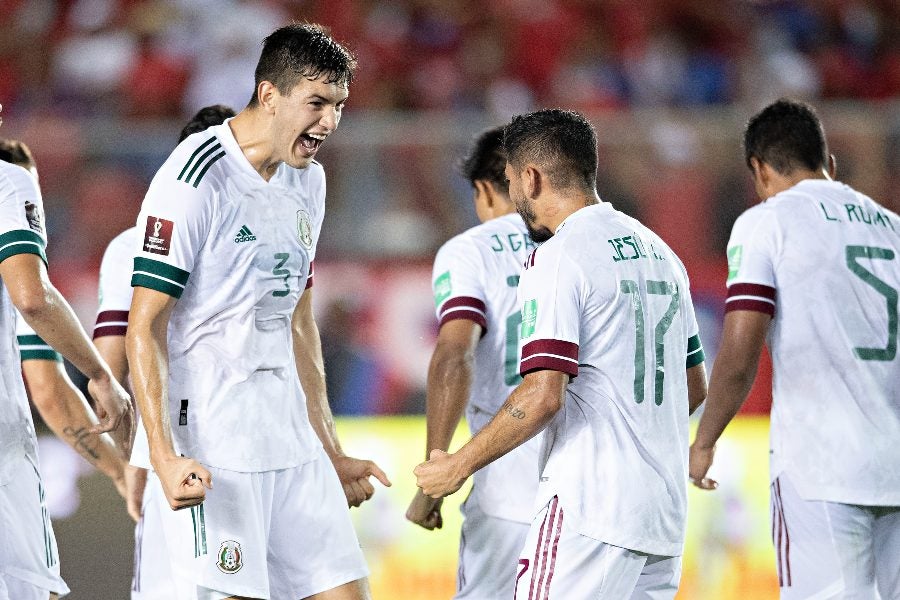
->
left=297, top=132, right=325, bottom=157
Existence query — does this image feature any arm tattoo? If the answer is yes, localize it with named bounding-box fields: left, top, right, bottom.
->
left=501, top=401, right=526, bottom=420
left=63, top=426, right=100, bottom=464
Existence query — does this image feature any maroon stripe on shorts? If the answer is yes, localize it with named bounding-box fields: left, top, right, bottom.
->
left=540, top=502, right=564, bottom=600
left=533, top=497, right=559, bottom=599
left=528, top=503, right=552, bottom=599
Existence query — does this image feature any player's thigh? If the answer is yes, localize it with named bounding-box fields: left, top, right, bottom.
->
left=0, top=455, right=67, bottom=598
left=132, top=471, right=178, bottom=600
left=772, top=474, right=876, bottom=600
left=153, top=467, right=271, bottom=600
left=266, top=450, right=369, bottom=600
left=455, top=494, right=530, bottom=600
left=515, top=496, right=648, bottom=599
left=872, top=506, right=900, bottom=599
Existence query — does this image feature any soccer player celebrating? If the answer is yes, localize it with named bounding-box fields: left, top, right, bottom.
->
left=91, top=104, right=236, bottom=599
left=405, top=126, right=542, bottom=598
left=415, top=109, right=708, bottom=598
left=126, top=25, right=388, bottom=600
left=690, top=98, right=900, bottom=599
left=0, top=134, right=131, bottom=597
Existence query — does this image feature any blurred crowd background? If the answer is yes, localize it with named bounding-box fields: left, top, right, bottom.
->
left=1, top=1, right=899, bottom=598
left=2, top=0, right=899, bottom=416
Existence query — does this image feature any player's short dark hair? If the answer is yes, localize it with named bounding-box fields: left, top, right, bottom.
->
left=459, top=126, right=508, bottom=194
left=503, top=109, right=597, bottom=190
left=0, top=138, right=35, bottom=171
left=248, top=23, right=357, bottom=107
left=743, top=99, right=828, bottom=175
left=178, top=105, right=236, bottom=143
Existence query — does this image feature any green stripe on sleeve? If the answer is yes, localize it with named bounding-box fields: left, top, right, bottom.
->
left=131, top=273, right=185, bottom=299
left=133, top=257, right=190, bottom=285
left=0, top=229, right=47, bottom=265
left=178, top=137, right=217, bottom=181
left=192, top=151, right=226, bottom=188
left=17, top=334, right=62, bottom=362
left=686, top=334, right=705, bottom=368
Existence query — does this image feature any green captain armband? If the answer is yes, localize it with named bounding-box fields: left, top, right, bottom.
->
left=686, top=334, right=705, bottom=368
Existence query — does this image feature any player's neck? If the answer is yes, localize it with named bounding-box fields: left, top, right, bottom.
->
left=228, top=109, right=281, bottom=181
left=766, top=168, right=832, bottom=198
left=542, top=190, right=600, bottom=232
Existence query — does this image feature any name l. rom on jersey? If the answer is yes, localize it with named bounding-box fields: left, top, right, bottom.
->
left=820, top=202, right=896, bottom=231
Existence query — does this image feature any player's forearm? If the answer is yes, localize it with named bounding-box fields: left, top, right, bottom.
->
left=424, top=345, right=473, bottom=456
left=126, top=322, right=176, bottom=464
left=454, top=371, right=565, bottom=478
left=27, top=365, right=125, bottom=479
left=19, top=284, right=111, bottom=381
left=295, top=332, right=343, bottom=459
left=693, top=353, right=758, bottom=449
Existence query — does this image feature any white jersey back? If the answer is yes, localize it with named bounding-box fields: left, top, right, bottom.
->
left=725, top=179, right=900, bottom=505
left=132, top=121, right=321, bottom=472
left=433, top=212, right=541, bottom=523
left=0, top=162, right=49, bottom=484
left=517, top=202, right=704, bottom=557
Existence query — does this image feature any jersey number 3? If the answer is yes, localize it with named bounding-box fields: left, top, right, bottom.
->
left=621, top=279, right=679, bottom=405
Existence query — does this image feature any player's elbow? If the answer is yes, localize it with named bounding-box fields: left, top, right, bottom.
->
left=14, top=280, right=53, bottom=321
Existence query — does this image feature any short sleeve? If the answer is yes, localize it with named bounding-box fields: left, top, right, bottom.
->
left=432, top=235, right=488, bottom=331
left=95, top=227, right=139, bottom=338
left=131, top=161, right=214, bottom=299
left=15, top=312, right=61, bottom=362
left=517, top=243, right=582, bottom=378
left=0, top=166, right=48, bottom=266
left=300, top=163, right=326, bottom=290
left=675, top=259, right=705, bottom=368
left=725, top=207, right=778, bottom=316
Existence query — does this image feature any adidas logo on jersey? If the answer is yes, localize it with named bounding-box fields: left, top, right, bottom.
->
left=234, top=225, right=256, bottom=243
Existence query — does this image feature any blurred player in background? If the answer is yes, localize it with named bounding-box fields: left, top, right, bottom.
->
left=0, top=140, right=128, bottom=500
left=416, top=109, right=707, bottom=599
left=127, top=24, right=388, bottom=600
left=690, top=98, right=900, bottom=599
left=91, top=104, right=236, bottom=599
left=405, top=126, right=541, bottom=598
left=0, top=130, right=131, bottom=597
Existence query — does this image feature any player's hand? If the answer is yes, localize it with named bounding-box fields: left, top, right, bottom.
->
left=87, top=373, right=133, bottom=435
left=154, top=455, right=212, bottom=510
left=332, top=455, right=392, bottom=508
left=689, top=443, right=719, bottom=490
left=124, top=465, right=148, bottom=521
left=414, top=449, right=468, bottom=499
left=406, top=488, right=444, bottom=530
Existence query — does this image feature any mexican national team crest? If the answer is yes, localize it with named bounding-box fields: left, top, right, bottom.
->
left=297, top=210, right=313, bottom=249
left=216, top=540, right=243, bottom=574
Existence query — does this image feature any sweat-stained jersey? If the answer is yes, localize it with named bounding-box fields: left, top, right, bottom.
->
left=517, top=202, right=704, bottom=557
left=432, top=212, right=541, bottom=524
left=0, top=161, right=49, bottom=486
left=725, top=179, right=900, bottom=505
left=131, top=120, right=321, bottom=472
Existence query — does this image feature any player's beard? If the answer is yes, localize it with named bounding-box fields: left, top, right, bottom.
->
left=516, top=197, right=554, bottom=242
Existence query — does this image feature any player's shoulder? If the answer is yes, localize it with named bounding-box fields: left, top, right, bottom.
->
left=0, top=161, right=39, bottom=198
left=155, top=126, right=229, bottom=193
left=105, top=226, right=141, bottom=255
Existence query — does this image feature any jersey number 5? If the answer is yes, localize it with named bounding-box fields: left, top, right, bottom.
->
left=621, top=279, right=679, bottom=405
left=846, top=245, right=897, bottom=361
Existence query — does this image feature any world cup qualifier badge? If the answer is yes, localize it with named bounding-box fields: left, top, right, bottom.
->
left=296, top=210, right=313, bottom=249
left=143, top=216, right=174, bottom=256
left=216, top=540, right=243, bottom=574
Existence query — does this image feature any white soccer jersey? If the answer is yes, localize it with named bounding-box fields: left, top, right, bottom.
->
left=433, top=212, right=541, bottom=524
left=0, top=161, right=49, bottom=485
left=517, top=202, right=704, bottom=557
left=725, top=179, right=900, bottom=505
left=95, top=226, right=140, bottom=339
left=132, top=120, right=321, bottom=472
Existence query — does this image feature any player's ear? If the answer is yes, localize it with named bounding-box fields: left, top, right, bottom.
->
left=256, top=81, right=278, bottom=113
left=826, top=153, right=837, bottom=179
left=523, top=165, right=541, bottom=199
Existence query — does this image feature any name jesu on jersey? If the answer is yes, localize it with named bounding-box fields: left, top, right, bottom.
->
left=608, top=232, right=666, bottom=262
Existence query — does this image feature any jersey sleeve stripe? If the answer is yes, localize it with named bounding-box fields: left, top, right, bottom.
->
left=0, top=230, right=47, bottom=266
left=520, top=339, right=579, bottom=377
left=437, top=296, right=488, bottom=330
left=131, top=273, right=185, bottom=298
left=133, top=257, right=189, bottom=285
left=686, top=334, right=705, bottom=368
left=93, top=324, right=128, bottom=339
left=725, top=298, right=776, bottom=316
left=17, top=334, right=62, bottom=362
left=727, top=282, right=776, bottom=300
left=190, top=150, right=226, bottom=188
